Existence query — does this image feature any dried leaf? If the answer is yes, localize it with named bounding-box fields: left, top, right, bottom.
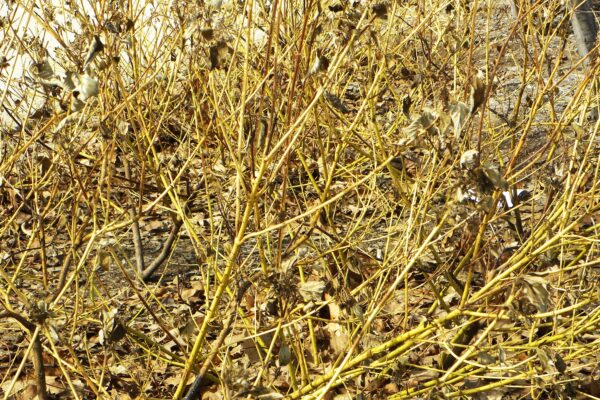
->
left=96, top=250, right=111, bottom=272
left=30, top=59, right=55, bottom=80
left=460, top=149, right=479, bottom=170
left=181, top=280, right=204, bottom=303
left=278, top=344, right=292, bottom=366
left=521, top=275, right=550, bottom=313
left=83, top=35, right=104, bottom=68
left=469, top=70, right=486, bottom=113
left=298, top=281, right=326, bottom=302
left=308, top=53, right=330, bottom=75
left=481, top=165, right=507, bottom=190
left=109, top=364, right=129, bottom=376
left=536, top=347, right=558, bottom=373
left=73, top=73, right=99, bottom=101
left=400, top=109, right=438, bottom=146
left=326, top=322, right=350, bottom=355
left=450, top=101, right=469, bottom=140
left=477, top=351, right=496, bottom=365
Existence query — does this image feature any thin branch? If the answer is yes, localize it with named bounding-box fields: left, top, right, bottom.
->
left=183, top=281, right=250, bottom=400
left=0, top=310, right=35, bottom=331
left=0, top=312, right=47, bottom=400
left=31, top=332, right=49, bottom=400
left=125, top=160, right=146, bottom=275
left=142, top=216, right=183, bottom=281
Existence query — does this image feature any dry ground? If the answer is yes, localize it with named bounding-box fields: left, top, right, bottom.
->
left=0, top=0, right=599, bottom=399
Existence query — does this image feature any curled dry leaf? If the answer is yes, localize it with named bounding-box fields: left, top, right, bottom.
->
left=520, top=275, right=550, bottom=313
left=308, top=51, right=330, bottom=75
left=469, top=70, right=486, bottom=113
left=460, top=149, right=479, bottom=170
left=73, top=73, right=99, bottom=101
left=477, top=351, right=496, bottom=365
left=536, top=347, right=558, bottom=374
left=450, top=101, right=469, bottom=140
left=479, top=164, right=508, bottom=191
left=96, top=249, right=111, bottom=272
left=181, top=280, right=205, bottom=303
left=298, top=280, right=326, bottom=302
left=109, top=364, right=129, bottom=376
left=30, top=59, right=55, bottom=80
left=83, top=35, right=104, bottom=68
left=399, top=109, right=438, bottom=146
left=278, top=343, right=292, bottom=366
